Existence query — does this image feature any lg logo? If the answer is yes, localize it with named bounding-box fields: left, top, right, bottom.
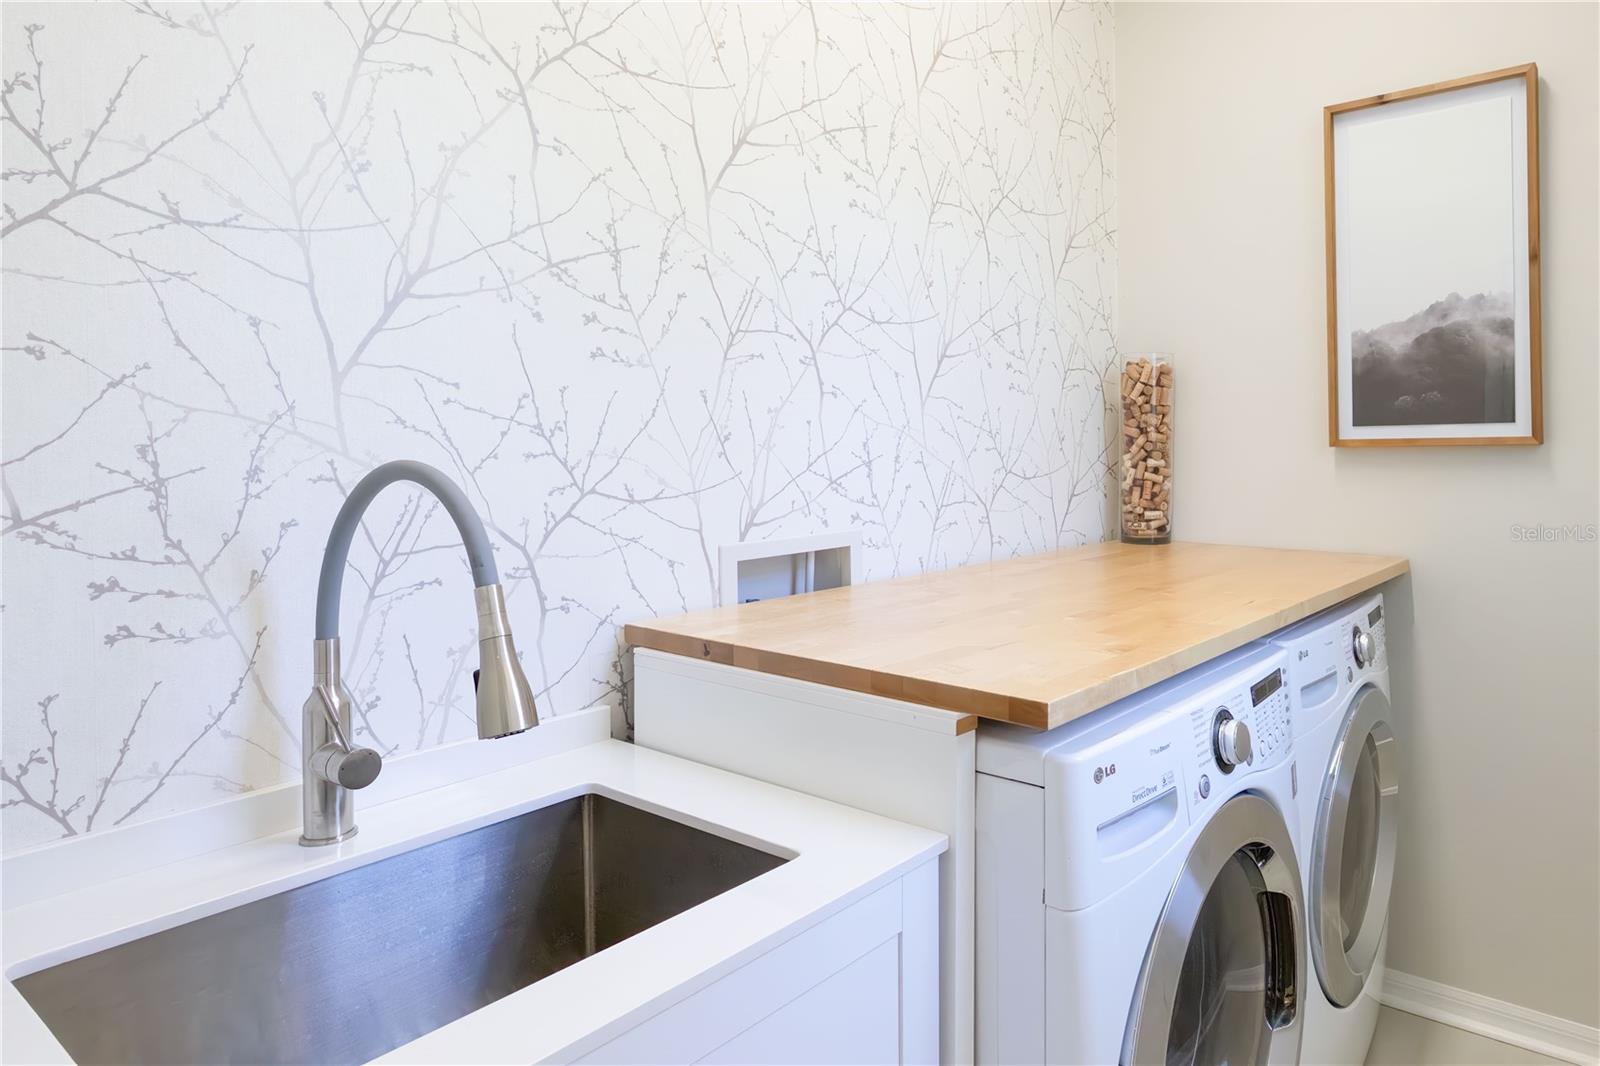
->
left=1093, top=763, right=1117, bottom=784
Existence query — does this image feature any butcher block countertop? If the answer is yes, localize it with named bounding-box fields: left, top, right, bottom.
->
left=624, top=541, right=1409, bottom=731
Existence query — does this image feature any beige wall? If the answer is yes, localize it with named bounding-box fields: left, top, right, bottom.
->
left=1117, top=1, right=1599, bottom=1027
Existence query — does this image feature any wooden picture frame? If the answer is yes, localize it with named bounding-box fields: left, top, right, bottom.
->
left=1325, top=64, right=1542, bottom=447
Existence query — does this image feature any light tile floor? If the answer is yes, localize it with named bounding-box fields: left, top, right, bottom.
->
left=1366, top=1007, right=1566, bottom=1066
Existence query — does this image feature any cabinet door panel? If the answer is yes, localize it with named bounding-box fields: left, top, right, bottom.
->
left=574, top=881, right=903, bottom=1064
left=697, top=939, right=900, bottom=1065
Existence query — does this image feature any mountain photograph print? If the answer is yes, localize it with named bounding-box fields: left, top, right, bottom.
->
left=1325, top=65, right=1542, bottom=446
left=1351, top=291, right=1515, bottom=426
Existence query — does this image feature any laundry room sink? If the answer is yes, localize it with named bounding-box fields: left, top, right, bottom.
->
left=12, top=792, right=786, bottom=1066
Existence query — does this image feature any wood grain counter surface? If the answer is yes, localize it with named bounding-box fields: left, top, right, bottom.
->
left=624, top=541, right=1409, bottom=731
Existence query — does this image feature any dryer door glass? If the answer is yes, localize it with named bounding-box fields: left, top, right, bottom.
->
left=1122, top=794, right=1305, bottom=1066
left=1339, top=735, right=1381, bottom=949
left=1313, top=685, right=1399, bottom=1008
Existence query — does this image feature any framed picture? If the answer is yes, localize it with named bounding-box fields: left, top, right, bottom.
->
left=1325, top=64, right=1541, bottom=447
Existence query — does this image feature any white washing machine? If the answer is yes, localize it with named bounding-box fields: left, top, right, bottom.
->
left=1265, top=592, right=1400, bottom=1066
left=976, top=644, right=1307, bottom=1065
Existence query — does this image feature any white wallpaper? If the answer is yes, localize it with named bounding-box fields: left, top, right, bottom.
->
left=0, top=1, right=1115, bottom=851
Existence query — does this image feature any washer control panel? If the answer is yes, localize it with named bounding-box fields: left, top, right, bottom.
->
left=1249, top=665, right=1292, bottom=761
left=1344, top=599, right=1388, bottom=678
left=1269, top=591, right=1387, bottom=736
left=1020, top=642, right=1297, bottom=912
left=1186, top=660, right=1291, bottom=803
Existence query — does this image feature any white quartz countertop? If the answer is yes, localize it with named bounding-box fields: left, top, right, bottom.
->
left=2, top=708, right=946, bottom=1064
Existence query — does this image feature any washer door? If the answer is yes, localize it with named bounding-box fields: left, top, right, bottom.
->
left=1122, top=793, right=1305, bottom=1066
left=1313, top=684, right=1400, bottom=1007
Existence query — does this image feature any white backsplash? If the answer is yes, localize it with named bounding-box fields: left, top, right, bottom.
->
left=0, top=1, right=1115, bottom=851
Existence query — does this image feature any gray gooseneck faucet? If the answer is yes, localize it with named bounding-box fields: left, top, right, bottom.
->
left=301, top=460, right=538, bottom=846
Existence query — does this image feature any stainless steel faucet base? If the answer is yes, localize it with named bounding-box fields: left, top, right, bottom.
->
left=300, top=826, right=358, bottom=847
left=300, top=638, right=377, bottom=847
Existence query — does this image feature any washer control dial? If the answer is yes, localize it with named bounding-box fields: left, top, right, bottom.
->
left=1212, top=709, right=1254, bottom=771
left=1352, top=626, right=1375, bottom=668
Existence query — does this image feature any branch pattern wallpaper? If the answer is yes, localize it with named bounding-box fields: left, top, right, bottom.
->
left=1, top=1, right=1115, bottom=851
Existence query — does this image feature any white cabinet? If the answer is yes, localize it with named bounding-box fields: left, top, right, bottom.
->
left=700, top=941, right=900, bottom=1065
left=634, top=649, right=972, bottom=1065
left=571, top=862, right=939, bottom=1064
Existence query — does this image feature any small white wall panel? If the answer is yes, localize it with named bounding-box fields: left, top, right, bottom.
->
left=635, top=649, right=976, bottom=1065
left=975, top=773, right=1046, bottom=1066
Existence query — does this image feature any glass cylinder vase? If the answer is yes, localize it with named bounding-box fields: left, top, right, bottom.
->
left=1118, top=353, right=1174, bottom=544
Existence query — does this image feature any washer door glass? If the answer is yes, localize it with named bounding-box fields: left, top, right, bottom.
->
left=1313, top=685, right=1399, bottom=1007
left=1123, top=794, right=1305, bottom=1066
left=1166, top=849, right=1280, bottom=1066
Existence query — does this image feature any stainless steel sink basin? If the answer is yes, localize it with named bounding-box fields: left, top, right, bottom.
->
left=13, top=793, right=787, bottom=1065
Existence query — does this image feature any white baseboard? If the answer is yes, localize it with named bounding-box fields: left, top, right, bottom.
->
left=1381, top=969, right=1600, bottom=1066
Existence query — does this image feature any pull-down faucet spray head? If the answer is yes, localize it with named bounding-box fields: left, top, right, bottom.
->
left=473, top=584, right=539, bottom=739
left=301, top=460, right=538, bottom=846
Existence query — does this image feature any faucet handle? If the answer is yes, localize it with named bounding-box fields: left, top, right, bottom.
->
left=308, top=681, right=383, bottom=789
left=310, top=743, right=382, bottom=789
left=312, top=682, right=357, bottom=749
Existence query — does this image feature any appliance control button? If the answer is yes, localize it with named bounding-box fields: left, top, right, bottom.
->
left=1212, top=710, right=1254, bottom=770
left=1198, top=773, right=1211, bottom=799
left=1352, top=626, right=1375, bottom=668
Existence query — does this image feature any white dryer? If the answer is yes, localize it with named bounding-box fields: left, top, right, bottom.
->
left=1265, top=592, right=1400, bottom=1065
left=976, top=644, right=1306, bottom=1065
